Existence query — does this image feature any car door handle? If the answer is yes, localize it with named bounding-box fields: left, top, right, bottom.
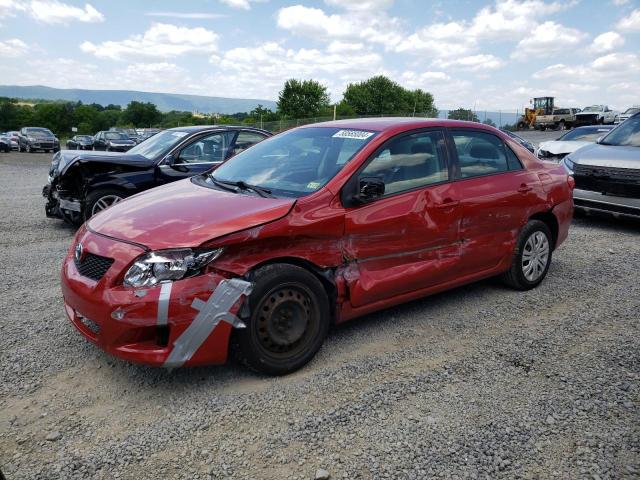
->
left=517, top=184, right=533, bottom=193
left=434, top=199, right=460, bottom=209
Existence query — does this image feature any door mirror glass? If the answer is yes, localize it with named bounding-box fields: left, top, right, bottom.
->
left=355, top=177, right=385, bottom=204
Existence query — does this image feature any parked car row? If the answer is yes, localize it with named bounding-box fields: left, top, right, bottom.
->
left=535, top=104, right=638, bottom=131
left=44, top=125, right=271, bottom=223
left=66, top=128, right=162, bottom=151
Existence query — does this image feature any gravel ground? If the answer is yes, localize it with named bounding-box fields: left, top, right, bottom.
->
left=0, top=147, right=638, bottom=480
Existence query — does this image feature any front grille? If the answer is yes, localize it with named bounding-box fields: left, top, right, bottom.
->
left=576, top=114, right=598, bottom=122
left=74, top=253, right=114, bottom=281
left=575, top=165, right=640, bottom=182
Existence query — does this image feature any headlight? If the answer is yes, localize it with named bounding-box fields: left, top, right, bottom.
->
left=562, top=156, right=575, bottom=174
left=123, top=248, right=223, bottom=288
left=537, top=149, right=549, bottom=158
left=28, top=136, right=37, bottom=142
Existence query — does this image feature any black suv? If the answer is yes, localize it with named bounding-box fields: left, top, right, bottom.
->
left=93, top=131, right=136, bottom=151
left=43, top=126, right=271, bottom=224
left=18, top=127, right=60, bottom=153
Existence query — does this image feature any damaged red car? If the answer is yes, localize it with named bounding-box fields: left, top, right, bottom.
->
left=61, top=119, right=574, bottom=375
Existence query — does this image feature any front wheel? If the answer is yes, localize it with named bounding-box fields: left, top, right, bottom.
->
left=26, top=143, right=33, bottom=153
left=84, top=189, right=125, bottom=220
left=501, top=220, right=553, bottom=290
left=233, top=264, right=330, bottom=375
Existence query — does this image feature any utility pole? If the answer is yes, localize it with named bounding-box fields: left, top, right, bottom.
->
left=333, top=104, right=336, bottom=121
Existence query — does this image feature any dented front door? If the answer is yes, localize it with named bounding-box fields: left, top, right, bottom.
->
left=342, top=129, right=462, bottom=308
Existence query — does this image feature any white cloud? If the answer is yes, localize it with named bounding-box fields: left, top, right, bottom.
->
left=589, top=31, right=624, bottom=53
left=219, top=0, right=254, bottom=10
left=80, top=23, right=218, bottom=61
left=324, top=0, right=394, bottom=10
left=27, top=0, right=103, bottom=24
left=612, top=0, right=628, bottom=5
left=434, top=54, right=505, bottom=72
left=0, top=38, right=29, bottom=57
left=511, top=21, right=587, bottom=60
left=204, top=41, right=386, bottom=100
left=276, top=4, right=403, bottom=47
left=0, top=0, right=26, bottom=19
left=616, top=8, right=640, bottom=32
left=146, top=12, right=227, bottom=19
left=396, top=22, right=475, bottom=57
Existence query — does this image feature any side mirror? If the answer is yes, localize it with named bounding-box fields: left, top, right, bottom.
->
left=165, top=153, right=177, bottom=166
left=353, top=176, right=385, bottom=204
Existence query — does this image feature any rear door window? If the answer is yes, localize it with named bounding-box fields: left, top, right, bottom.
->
left=449, top=130, right=515, bottom=179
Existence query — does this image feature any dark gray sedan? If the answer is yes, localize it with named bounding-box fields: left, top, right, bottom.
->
left=561, top=113, right=640, bottom=219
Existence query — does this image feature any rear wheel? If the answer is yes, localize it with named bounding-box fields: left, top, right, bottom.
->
left=233, top=264, right=330, bottom=375
left=558, top=120, right=566, bottom=130
left=501, top=220, right=553, bottom=290
left=84, top=189, right=125, bottom=220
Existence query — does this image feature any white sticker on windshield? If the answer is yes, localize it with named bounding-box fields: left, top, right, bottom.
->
left=172, top=132, right=188, bottom=137
left=332, top=129, right=374, bottom=140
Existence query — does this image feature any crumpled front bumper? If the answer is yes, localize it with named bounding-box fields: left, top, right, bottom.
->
left=61, top=227, right=252, bottom=367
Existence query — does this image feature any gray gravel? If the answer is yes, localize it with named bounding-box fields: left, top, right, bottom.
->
left=1, top=149, right=639, bottom=480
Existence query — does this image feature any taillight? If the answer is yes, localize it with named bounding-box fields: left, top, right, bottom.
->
left=567, top=176, right=575, bottom=190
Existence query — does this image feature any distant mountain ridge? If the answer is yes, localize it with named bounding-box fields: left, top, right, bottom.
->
left=0, top=85, right=277, bottom=114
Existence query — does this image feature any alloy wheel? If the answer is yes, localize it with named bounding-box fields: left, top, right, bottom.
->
left=91, top=194, right=123, bottom=216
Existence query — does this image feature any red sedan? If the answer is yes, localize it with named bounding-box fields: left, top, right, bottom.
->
left=61, top=119, right=574, bottom=374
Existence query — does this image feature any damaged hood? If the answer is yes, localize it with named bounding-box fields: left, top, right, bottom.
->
left=87, top=177, right=296, bottom=250
left=538, top=140, right=592, bottom=155
left=54, top=150, right=153, bottom=177
left=571, top=144, right=640, bottom=169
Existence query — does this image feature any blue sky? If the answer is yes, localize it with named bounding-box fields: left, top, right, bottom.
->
left=1, top=0, right=639, bottom=112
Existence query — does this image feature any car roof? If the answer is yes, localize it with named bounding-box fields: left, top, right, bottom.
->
left=298, top=117, right=500, bottom=133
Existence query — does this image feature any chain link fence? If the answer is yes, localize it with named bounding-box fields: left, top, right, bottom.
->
left=232, top=109, right=524, bottom=133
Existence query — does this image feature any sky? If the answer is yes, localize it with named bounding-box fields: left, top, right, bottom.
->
left=0, top=0, right=639, bottom=112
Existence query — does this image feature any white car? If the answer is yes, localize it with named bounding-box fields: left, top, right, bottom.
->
left=614, top=107, right=640, bottom=124
left=536, top=125, right=615, bottom=162
left=574, top=105, right=618, bottom=126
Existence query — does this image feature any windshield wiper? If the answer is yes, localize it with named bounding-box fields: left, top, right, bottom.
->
left=212, top=177, right=274, bottom=198
left=207, top=176, right=240, bottom=193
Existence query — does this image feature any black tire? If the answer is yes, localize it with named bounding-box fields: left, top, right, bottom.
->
left=539, top=125, right=546, bottom=131
left=558, top=121, right=565, bottom=130
left=501, top=220, right=553, bottom=291
left=26, top=143, right=33, bottom=153
left=233, top=264, right=330, bottom=375
left=84, top=188, right=126, bottom=220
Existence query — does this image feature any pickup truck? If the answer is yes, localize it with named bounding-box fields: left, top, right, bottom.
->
left=574, top=105, right=618, bottom=126
left=535, top=108, right=580, bottom=130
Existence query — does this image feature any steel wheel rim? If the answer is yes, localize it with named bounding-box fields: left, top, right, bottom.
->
left=254, top=284, right=319, bottom=359
left=522, top=231, right=550, bottom=282
left=91, top=195, right=123, bottom=215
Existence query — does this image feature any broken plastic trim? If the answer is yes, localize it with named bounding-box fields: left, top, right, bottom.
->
left=163, top=278, right=253, bottom=368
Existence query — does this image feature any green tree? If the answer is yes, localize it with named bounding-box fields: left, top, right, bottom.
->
left=121, top=101, right=161, bottom=127
left=447, top=108, right=479, bottom=122
left=343, top=75, right=437, bottom=116
left=277, top=79, right=330, bottom=119
left=483, top=118, right=497, bottom=127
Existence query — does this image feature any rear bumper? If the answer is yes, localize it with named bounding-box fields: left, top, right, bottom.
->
left=61, top=229, right=251, bottom=367
left=573, top=188, right=640, bottom=220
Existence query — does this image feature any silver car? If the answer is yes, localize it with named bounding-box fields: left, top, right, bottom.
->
left=561, top=113, right=640, bottom=219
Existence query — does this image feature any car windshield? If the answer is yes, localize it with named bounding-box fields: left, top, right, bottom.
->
left=558, top=128, right=612, bottom=142
left=582, top=106, right=601, bottom=112
left=600, top=116, right=640, bottom=147
left=127, top=129, right=190, bottom=159
left=209, top=127, right=377, bottom=198
left=623, top=108, right=639, bottom=115
left=105, top=132, right=129, bottom=140
left=77, top=136, right=92, bottom=141
left=27, top=128, right=53, bottom=137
